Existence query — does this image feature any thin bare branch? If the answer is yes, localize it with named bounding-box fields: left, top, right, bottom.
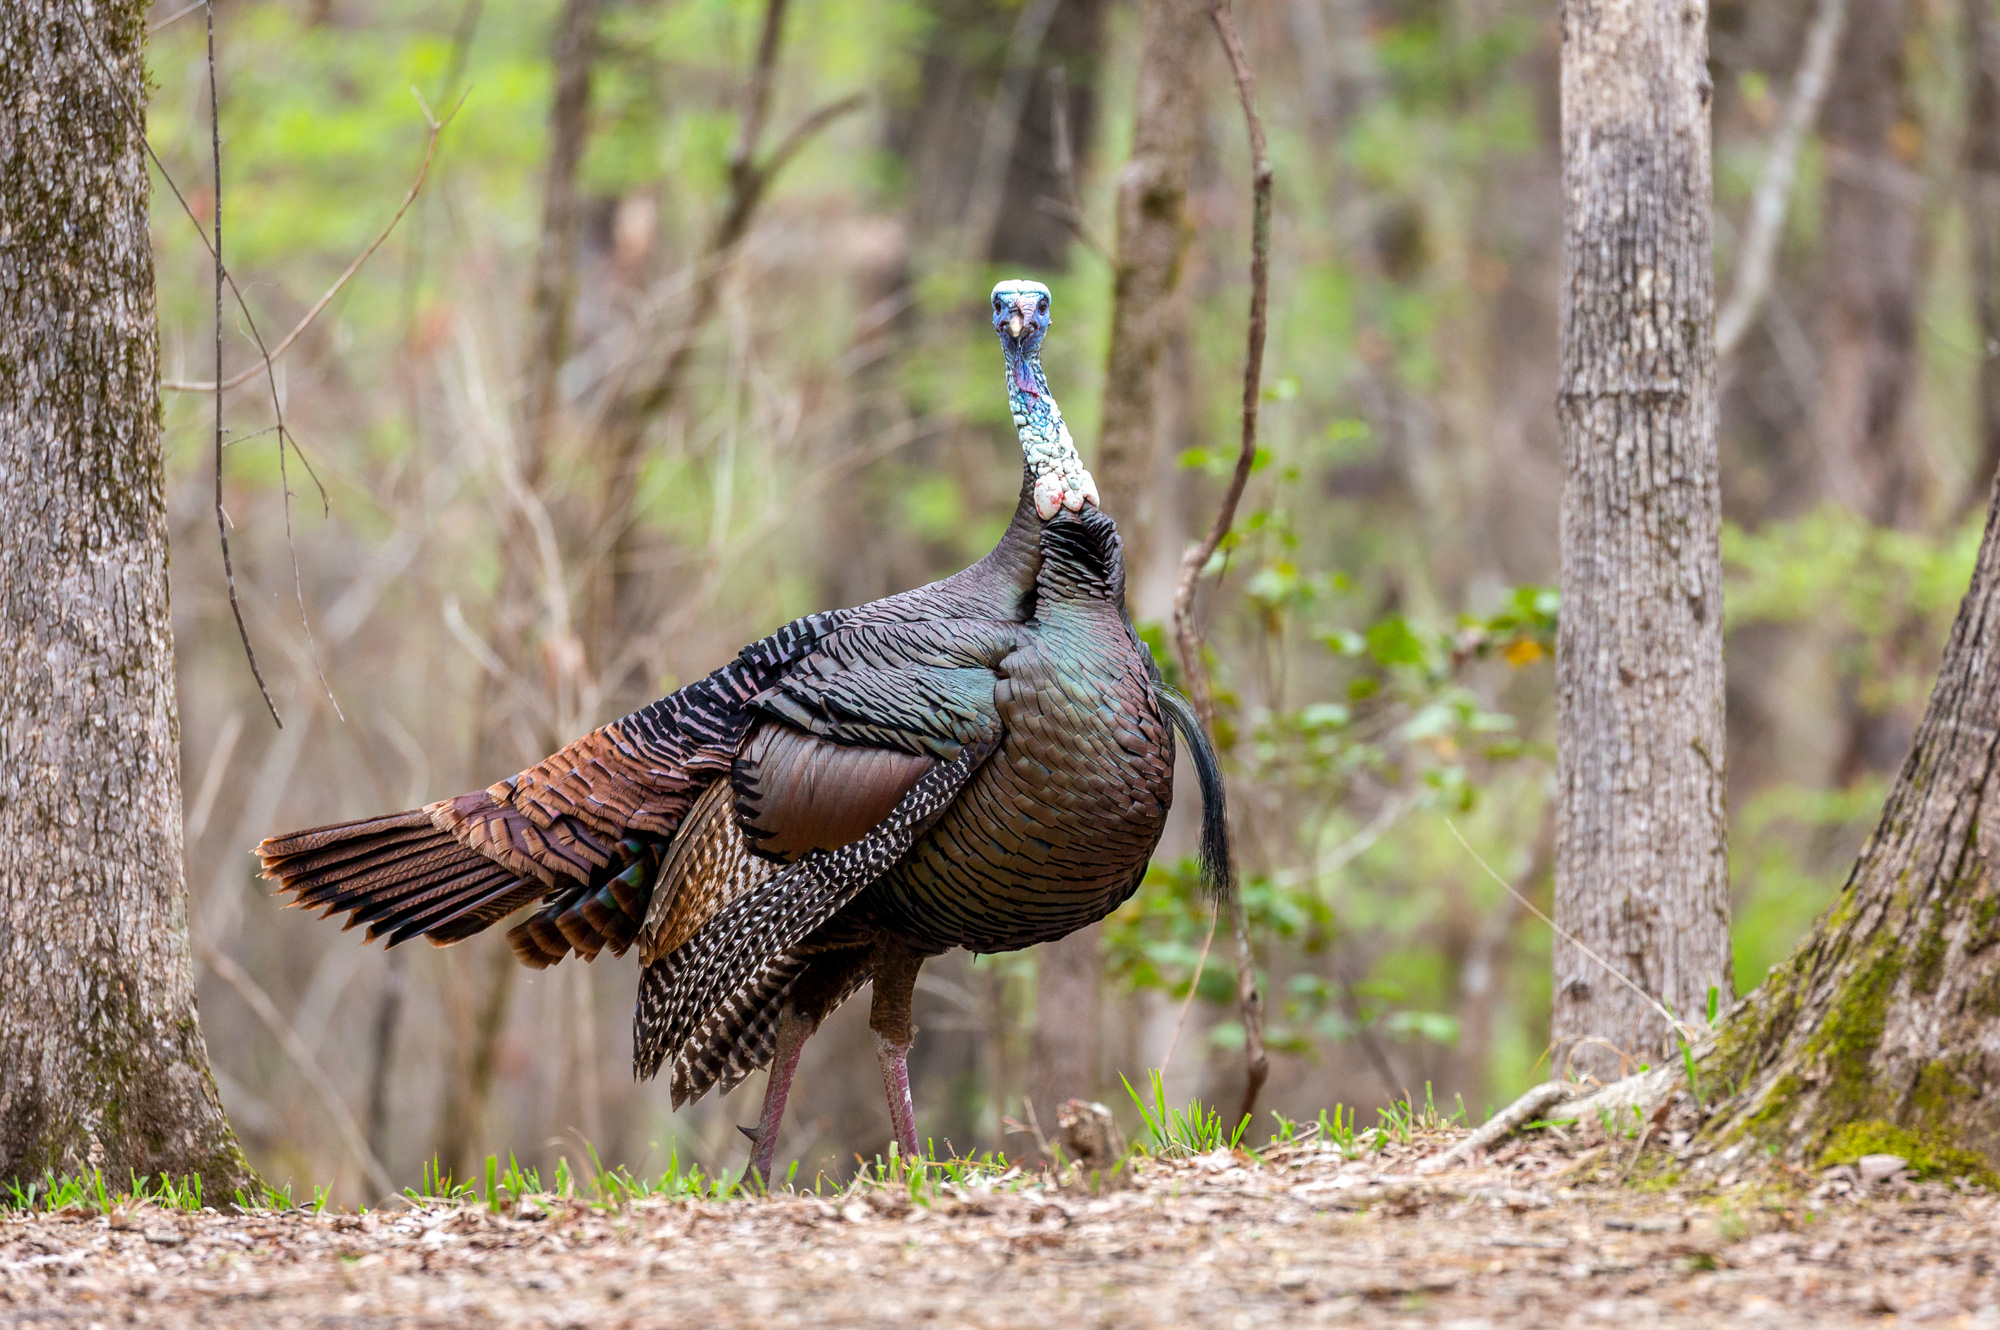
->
left=1173, top=0, right=1272, bottom=734
left=69, top=0, right=418, bottom=726
left=756, top=92, right=866, bottom=186
left=1444, top=818, right=1692, bottom=1041
left=162, top=94, right=460, bottom=394
left=150, top=0, right=206, bottom=34
left=1172, top=0, right=1274, bottom=1131
left=728, top=0, right=789, bottom=188
left=585, top=0, right=861, bottom=672
left=1714, top=0, right=1846, bottom=361
left=203, top=2, right=281, bottom=728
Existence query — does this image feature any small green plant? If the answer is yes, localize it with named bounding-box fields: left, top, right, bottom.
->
left=407, top=1156, right=477, bottom=1203
left=1123, top=1069, right=1251, bottom=1157
left=1318, top=1105, right=1360, bottom=1156
left=3, top=1169, right=215, bottom=1215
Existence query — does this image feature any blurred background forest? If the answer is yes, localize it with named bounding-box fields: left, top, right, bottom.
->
left=148, top=0, right=2000, bottom=1199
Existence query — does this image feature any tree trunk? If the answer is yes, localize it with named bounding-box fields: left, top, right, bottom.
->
left=1966, top=0, right=2000, bottom=513
left=1702, top=476, right=2000, bottom=1168
left=1551, top=0, right=1732, bottom=1081
left=0, top=0, right=250, bottom=1189
left=1094, top=0, right=1204, bottom=587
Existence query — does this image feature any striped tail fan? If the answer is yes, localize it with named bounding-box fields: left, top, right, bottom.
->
left=258, top=810, right=544, bottom=948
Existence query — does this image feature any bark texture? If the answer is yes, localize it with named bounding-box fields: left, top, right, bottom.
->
left=1552, top=0, right=1731, bottom=1079
left=0, top=0, right=249, bottom=1188
left=1703, top=478, right=2000, bottom=1166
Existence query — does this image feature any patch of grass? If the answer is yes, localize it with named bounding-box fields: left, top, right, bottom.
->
left=406, top=1148, right=751, bottom=1211
left=2, top=1168, right=306, bottom=1216
left=1123, top=1069, right=1251, bottom=1157
left=841, top=1143, right=1028, bottom=1202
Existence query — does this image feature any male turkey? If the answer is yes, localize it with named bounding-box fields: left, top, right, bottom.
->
left=259, top=279, right=1229, bottom=1186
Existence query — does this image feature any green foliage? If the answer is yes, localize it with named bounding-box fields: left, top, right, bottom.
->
left=1105, top=579, right=1555, bottom=1064
left=1820, top=1122, right=1999, bottom=1187
left=1724, top=507, right=1980, bottom=715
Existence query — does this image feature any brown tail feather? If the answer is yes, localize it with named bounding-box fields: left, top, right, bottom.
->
left=260, top=811, right=542, bottom=949
left=258, top=809, right=434, bottom=857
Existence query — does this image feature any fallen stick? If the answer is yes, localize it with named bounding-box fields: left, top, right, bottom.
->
left=1418, top=1081, right=1579, bottom=1174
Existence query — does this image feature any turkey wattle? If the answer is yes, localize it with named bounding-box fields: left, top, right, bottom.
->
left=258, top=279, right=1230, bottom=1187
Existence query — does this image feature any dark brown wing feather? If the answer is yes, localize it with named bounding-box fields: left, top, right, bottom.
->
left=732, top=723, right=935, bottom=864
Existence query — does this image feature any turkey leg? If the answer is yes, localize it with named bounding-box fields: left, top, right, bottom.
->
left=743, top=1008, right=815, bottom=1190
left=868, top=939, right=926, bottom=1161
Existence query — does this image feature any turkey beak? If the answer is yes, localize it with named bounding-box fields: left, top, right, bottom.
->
left=1008, top=312, right=1025, bottom=340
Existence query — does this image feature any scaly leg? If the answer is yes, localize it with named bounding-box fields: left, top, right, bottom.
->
left=742, top=1008, right=815, bottom=1190
left=875, top=1031, right=920, bottom=1159
left=868, top=938, right=926, bottom=1161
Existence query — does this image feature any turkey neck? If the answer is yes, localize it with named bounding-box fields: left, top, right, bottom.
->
left=937, top=335, right=1084, bottom=620
left=1004, top=339, right=1068, bottom=462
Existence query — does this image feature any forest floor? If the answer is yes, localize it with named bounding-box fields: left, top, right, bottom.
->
left=5, top=1120, right=1997, bottom=1329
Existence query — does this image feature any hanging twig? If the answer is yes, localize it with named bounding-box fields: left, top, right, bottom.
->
left=1171, top=0, right=1274, bottom=1130
left=203, top=3, right=281, bottom=727
left=1714, top=0, right=1847, bottom=361
left=162, top=97, right=460, bottom=393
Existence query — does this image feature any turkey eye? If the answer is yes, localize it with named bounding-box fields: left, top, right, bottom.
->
left=994, top=298, right=1004, bottom=312
left=1037, top=297, right=1048, bottom=313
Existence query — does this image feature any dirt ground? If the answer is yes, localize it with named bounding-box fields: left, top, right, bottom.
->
left=6, top=1126, right=1997, bottom=1329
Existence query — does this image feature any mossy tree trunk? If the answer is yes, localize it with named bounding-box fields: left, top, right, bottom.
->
left=0, top=0, right=251, bottom=1190
left=1702, top=478, right=2000, bottom=1167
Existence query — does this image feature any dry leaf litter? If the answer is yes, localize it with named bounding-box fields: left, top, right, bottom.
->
left=5, top=1116, right=1997, bottom=1328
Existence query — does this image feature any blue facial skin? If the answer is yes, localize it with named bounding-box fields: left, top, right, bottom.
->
left=991, top=279, right=1052, bottom=356
left=991, top=279, right=1055, bottom=409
